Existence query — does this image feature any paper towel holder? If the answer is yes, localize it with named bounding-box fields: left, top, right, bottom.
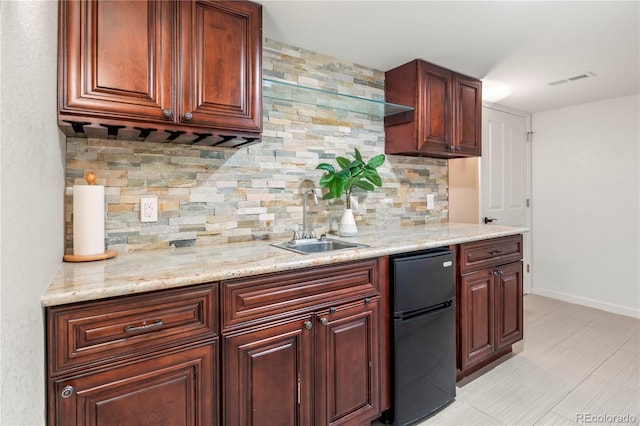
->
left=63, top=171, right=118, bottom=262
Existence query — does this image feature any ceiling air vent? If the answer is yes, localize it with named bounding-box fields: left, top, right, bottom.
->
left=548, top=79, right=569, bottom=86
left=548, top=72, right=596, bottom=86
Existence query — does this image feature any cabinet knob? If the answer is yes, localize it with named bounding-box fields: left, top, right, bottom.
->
left=60, top=385, right=75, bottom=399
left=304, top=320, right=312, bottom=330
left=184, top=112, right=193, bottom=121
left=329, top=307, right=336, bottom=313
left=163, top=109, right=173, bottom=119
left=320, top=317, right=328, bottom=326
left=456, top=146, right=462, bottom=152
left=364, top=297, right=371, bottom=304
left=449, top=145, right=455, bottom=152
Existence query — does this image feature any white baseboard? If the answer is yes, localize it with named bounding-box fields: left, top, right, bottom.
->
left=530, top=288, right=640, bottom=319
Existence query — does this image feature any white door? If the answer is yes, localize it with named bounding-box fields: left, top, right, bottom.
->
left=481, top=106, right=532, bottom=293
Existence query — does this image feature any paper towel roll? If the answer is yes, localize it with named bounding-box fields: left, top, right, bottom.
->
left=73, top=184, right=105, bottom=256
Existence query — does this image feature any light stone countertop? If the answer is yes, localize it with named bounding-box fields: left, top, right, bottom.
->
left=42, top=222, right=527, bottom=307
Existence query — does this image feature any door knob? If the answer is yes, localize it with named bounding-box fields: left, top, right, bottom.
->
left=484, top=217, right=498, bottom=224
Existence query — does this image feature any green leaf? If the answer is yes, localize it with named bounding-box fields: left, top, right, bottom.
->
left=336, top=169, right=351, bottom=181
left=322, top=192, right=336, bottom=200
left=364, top=171, right=382, bottom=187
left=354, top=147, right=363, bottom=162
left=329, top=178, right=345, bottom=198
left=354, top=180, right=375, bottom=191
left=367, top=154, right=386, bottom=169
left=336, top=156, right=351, bottom=169
left=315, top=163, right=335, bottom=173
left=348, top=159, right=364, bottom=170
left=319, top=174, right=334, bottom=187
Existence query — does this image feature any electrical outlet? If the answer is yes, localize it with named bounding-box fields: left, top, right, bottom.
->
left=140, top=197, right=158, bottom=223
left=426, top=194, right=435, bottom=210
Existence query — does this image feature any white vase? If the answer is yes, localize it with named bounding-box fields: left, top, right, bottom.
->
left=338, top=208, right=358, bottom=237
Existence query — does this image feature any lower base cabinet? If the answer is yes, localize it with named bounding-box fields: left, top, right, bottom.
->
left=223, top=315, right=314, bottom=425
left=50, top=343, right=218, bottom=426
left=495, top=261, right=524, bottom=350
left=315, top=299, right=380, bottom=426
left=46, top=283, right=220, bottom=426
left=457, top=235, right=524, bottom=379
left=223, top=298, right=380, bottom=426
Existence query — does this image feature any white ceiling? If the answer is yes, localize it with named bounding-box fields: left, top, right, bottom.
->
left=258, top=1, right=640, bottom=113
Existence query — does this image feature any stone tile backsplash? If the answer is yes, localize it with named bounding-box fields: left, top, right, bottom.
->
left=65, top=39, right=448, bottom=253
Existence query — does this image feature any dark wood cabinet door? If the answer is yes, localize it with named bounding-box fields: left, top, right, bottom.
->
left=314, top=299, right=380, bottom=426
left=453, top=74, right=482, bottom=156
left=179, top=0, right=262, bottom=132
left=385, top=59, right=481, bottom=158
left=59, top=0, right=173, bottom=122
left=223, top=316, right=313, bottom=426
left=495, top=261, right=524, bottom=350
left=50, top=342, right=217, bottom=426
left=459, top=269, right=495, bottom=370
left=418, top=62, right=453, bottom=154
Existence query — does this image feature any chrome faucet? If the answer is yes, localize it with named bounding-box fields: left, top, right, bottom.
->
left=302, top=189, right=319, bottom=239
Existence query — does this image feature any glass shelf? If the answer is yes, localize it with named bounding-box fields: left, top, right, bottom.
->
left=262, top=78, right=414, bottom=119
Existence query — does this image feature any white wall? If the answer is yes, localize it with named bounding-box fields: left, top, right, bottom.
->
left=0, top=1, right=65, bottom=424
left=531, top=94, right=640, bottom=318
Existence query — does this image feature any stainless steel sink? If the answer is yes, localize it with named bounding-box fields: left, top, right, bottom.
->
left=271, top=237, right=369, bottom=255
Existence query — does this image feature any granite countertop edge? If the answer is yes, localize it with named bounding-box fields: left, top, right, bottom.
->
left=43, top=222, right=528, bottom=307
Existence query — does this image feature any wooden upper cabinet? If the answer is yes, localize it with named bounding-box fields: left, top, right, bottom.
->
left=179, top=1, right=262, bottom=132
left=418, top=62, right=453, bottom=154
left=385, top=59, right=482, bottom=158
left=58, top=0, right=262, bottom=144
left=453, top=74, right=482, bottom=156
left=59, top=0, right=172, bottom=122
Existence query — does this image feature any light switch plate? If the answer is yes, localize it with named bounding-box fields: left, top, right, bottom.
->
left=426, top=194, right=435, bottom=210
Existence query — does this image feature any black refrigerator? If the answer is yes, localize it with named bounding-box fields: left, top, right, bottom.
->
left=386, top=248, right=456, bottom=426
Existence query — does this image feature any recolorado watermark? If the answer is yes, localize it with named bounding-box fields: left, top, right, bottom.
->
left=576, top=413, right=638, bottom=424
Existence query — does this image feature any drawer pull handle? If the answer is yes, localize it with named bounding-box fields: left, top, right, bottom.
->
left=490, top=250, right=503, bottom=255
left=60, top=385, right=75, bottom=399
left=124, top=320, right=164, bottom=333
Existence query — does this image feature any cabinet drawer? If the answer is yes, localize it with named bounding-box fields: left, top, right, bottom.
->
left=48, top=283, right=218, bottom=375
left=459, top=235, right=523, bottom=273
left=222, top=259, right=379, bottom=332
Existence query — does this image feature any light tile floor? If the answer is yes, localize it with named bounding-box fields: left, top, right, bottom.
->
left=376, top=294, right=640, bottom=426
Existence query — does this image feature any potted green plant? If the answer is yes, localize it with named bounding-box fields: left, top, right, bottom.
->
left=315, top=148, right=385, bottom=236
